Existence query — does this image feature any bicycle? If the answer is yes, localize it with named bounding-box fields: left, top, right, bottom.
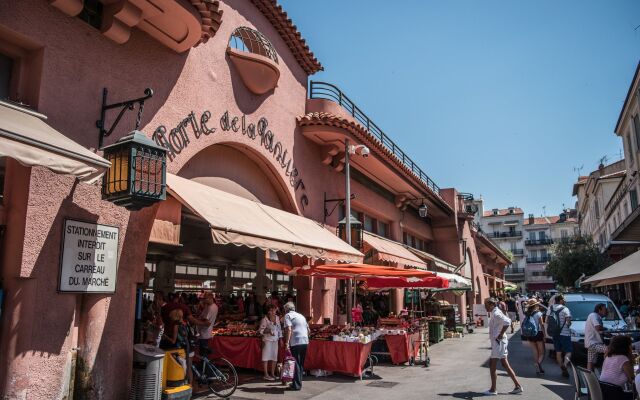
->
left=191, top=347, right=238, bottom=398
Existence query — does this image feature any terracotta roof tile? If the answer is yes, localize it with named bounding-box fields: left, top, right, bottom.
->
left=482, top=208, right=524, bottom=217
left=523, top=215, right=578, bottom=225
left=250, top=0, right=323, bottom=74
left=191, top=0, right=224, bottom=46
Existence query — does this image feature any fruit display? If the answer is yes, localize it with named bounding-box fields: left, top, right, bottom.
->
left=212, top=322, right=261, bottom=337
left=309, top=325, right=343, bottom=341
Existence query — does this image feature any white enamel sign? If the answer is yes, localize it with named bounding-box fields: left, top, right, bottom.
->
left=59, top=219, right=119, bottom=293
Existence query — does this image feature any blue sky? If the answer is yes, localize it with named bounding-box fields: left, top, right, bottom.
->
left=280, top=0, right=640, bottom=217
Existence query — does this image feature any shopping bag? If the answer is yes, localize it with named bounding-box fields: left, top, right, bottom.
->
left=281, top=350, right=296, bottom=382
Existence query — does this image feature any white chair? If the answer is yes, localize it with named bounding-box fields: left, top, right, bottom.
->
left=565, top=357, right=587, bottom=400
left=577, top=366, right=603, bottom=400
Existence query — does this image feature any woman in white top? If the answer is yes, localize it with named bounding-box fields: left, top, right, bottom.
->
left=258, top=304, right=282, bottom=380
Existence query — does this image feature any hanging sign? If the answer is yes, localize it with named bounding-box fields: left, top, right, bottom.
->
left=58, top=219, right=119, bottom=293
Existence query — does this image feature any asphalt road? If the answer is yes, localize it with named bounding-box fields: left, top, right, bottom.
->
left=197, top=327, right=575, bottom=400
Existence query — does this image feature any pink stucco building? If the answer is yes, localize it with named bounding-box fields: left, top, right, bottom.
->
left=0, top=1, right=509, bottom=398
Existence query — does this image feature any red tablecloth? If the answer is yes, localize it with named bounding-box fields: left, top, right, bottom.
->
left=384, top=334, right=411, bottom=364
left=210, top=336, right=372, bottom=377
left=305, top=340, right=372, bottom=377
left=383, top=332, right=422, bottom=364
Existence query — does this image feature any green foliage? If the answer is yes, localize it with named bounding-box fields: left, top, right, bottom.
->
left=502, top=249, right=514, bottom=262
left=547, top=236, right=611, bottom=287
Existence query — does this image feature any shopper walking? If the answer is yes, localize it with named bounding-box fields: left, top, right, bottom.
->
left=259, top=305, right=282, bottom=381
left=283, top=302, right=309, bottom=391
left=483, top=298, right=523, bottom=396
left=585, top=303, right=608, bottom=371
left=521, top=298, right=545, bottom=374
left=505, top=295, right=518, bottom=333
left=546, top=294, right=572, bottom=377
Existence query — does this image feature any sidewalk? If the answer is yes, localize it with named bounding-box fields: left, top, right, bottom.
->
left=197, top=328, right=574, bottom=400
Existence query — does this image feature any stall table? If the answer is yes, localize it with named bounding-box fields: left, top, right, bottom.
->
left=209, top=336, right=372, bottom=378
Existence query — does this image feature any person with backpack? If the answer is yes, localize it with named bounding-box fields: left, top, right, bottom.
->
left=546, top=294, right=572, bottom=377
left=521, top=299, right=545, bottom=374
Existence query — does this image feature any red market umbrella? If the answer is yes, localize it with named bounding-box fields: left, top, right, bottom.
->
left=292, top=263, right=436, bottom=280
left=365, top=275, right=449, bottom=290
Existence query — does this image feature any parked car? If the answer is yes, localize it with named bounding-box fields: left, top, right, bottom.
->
left=544, top=293, right=627, bottom=359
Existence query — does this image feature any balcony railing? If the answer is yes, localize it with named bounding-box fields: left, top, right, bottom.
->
left=527, top=256, right=552, bottom=264
left=504, top=267, right=525, bottom=274
left=525, top=238, right=554, bottom=246
left=309, top=81, right=441, bottom=196
left=487, top=231, right=522, bottom=239
left=511, top=249, right=524, bottom=256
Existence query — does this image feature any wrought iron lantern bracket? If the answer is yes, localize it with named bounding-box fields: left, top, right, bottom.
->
left=96, top=88, right=153, bottom=149
left=323, top=192, right=356, bottom=224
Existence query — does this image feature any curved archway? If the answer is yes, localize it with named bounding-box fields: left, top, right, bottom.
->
left=177, top=142, right=297, bottom=213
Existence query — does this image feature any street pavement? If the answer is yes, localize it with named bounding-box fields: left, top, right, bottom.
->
left=197, top=327, right=575, bottom=400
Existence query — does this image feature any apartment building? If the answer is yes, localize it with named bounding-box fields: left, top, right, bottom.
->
left=472, top=199, right=526, bottom=287
left=523, top=212, right=578, bottom=292
left=573, top=160, right=627, bottom=256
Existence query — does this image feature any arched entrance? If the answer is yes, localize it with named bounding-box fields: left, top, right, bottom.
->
left=178, top=143, right=297, bottom=213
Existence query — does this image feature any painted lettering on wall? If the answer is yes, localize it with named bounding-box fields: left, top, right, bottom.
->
left=152, top=110, right=309, bottom=209
left=59, top=219, right=119, bottom=293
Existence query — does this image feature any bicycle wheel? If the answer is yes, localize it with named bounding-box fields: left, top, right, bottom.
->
left=206, top=357, right=238, bottom=398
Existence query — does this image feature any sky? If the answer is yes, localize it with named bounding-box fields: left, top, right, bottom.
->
left=279, top=0, right=640, bottom=217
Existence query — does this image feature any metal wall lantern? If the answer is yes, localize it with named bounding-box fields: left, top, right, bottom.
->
left=97, top=87, right=166, bottom=211
left=337, top=214, right=363, bottom=250
left=101, top=130, right=166, bottom=210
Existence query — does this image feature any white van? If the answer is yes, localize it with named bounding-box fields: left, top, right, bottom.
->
left=545, top=293, right=626, bottom=356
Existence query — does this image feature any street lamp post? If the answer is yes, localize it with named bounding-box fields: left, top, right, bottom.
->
left=343, top=138, right=369, bottom=323
left=345, top=139, right=353, bottom=323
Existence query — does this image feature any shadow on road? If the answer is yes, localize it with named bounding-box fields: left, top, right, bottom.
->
left=436, top=391, right=491, bottom=399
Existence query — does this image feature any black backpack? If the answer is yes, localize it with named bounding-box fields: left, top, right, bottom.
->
left=546, top=305, right=566, bottom=336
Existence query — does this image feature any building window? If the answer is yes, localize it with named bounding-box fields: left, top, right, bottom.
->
left=538, top=231, right=546, bottom=240
left=78, top=0, right=103, bottom=30
left=594, top=199, right=600, bottom=219
left=561, top=229, right=568, bottom=239
left=634, top=114, right=640, bottom=151
left=378, top=221, right=389, bottom=238
left=529, top=231, right=535, bottom=240
left=364, top=214, right=375, bottom=233
left=628, top=133, right=635, bottom=164
left=0, top=53, right=12, bottom=100
left=631, top=190, right=638, bottom=211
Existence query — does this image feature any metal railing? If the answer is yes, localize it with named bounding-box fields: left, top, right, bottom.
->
left=525, top=238, right=554, bottom=246
left=511, top=249, right=524, bottom=256
left=487, top=231, right=522, bottom=238
left=504, top=268, right=525, bottom=275
left=309, top=81, right=441, bottom=196
left=527, top=256, right=552, bottom=264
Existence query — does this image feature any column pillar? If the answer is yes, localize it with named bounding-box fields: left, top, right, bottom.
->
left=153, top=260, right=175, bottom=294
left=255, top=249, right=267, bottom=303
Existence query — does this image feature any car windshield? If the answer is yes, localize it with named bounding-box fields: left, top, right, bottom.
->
left=565, top=301, right=620, bottom=321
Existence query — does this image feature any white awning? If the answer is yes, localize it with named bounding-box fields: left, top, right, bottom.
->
left=166, top=174, right=363, bottom=263
left=0, top=101, right=110, bottom=182
left=406, top=246, right=457, bottom=272
left=582, top=249, right=640, bottom=287
left=436, top=272, right=472, bottom=288
left=362, top=232, right=427, bottom=269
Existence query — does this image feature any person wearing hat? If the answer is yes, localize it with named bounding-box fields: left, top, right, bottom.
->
left=521, top=298, right=545, bottom=374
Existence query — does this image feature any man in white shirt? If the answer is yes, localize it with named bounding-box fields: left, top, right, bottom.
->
left=197, top=292, right=218, bottom=357
left=483, top=298, right=523, bottom=396
left=546, top=294, right=572, bottom=377
left=284, top=302, right=310, bottom=391
left=585, top=303, right=607, bottom=371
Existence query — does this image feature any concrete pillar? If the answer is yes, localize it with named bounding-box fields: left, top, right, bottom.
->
left=223, top=265, right=232, bottom=293
left=255, top=249, right=267, bottom=303
left=153, top=260, right=175, bottom=294
left=457, top=293, right=467, bottom=324
left=390, top=289, right=404, bottom=315
left=294, top=276, right=312, bottom=317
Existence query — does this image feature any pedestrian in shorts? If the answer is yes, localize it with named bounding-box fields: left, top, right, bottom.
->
left=483, top=298, right=523, bottom=396
left=585, top=303, right=608, bottom=371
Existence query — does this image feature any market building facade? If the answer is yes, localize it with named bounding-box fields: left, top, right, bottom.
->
left=0, top=1, right=508, bottom=399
